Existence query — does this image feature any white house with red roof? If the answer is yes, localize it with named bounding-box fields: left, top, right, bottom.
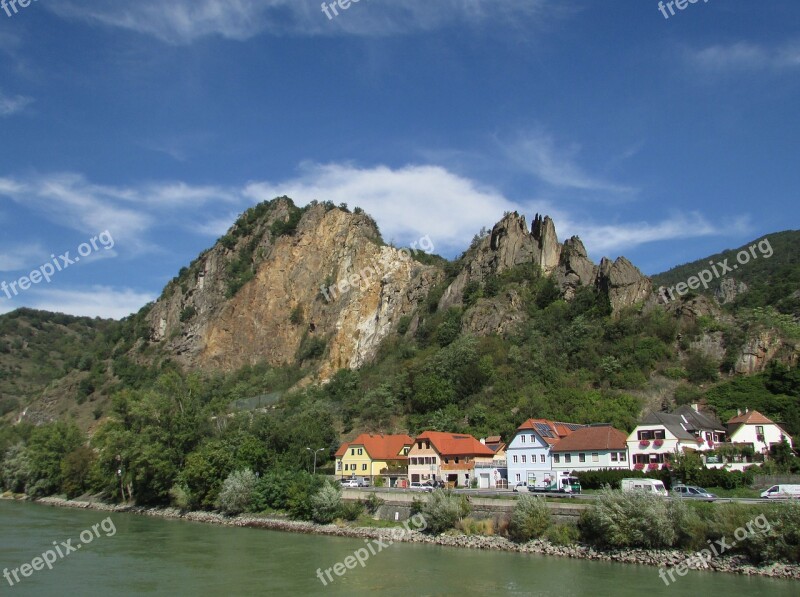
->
left=726, top=409, right=793, bottom=453
left=506, top=419, right=585, bottom=486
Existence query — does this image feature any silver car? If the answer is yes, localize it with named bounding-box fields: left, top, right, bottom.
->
left=671, top=484, right=717, bottom=501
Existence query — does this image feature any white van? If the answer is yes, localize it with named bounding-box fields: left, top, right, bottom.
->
left=620, top=478, right=668, bottom=497
left=760, top=485, right=800, bottom=499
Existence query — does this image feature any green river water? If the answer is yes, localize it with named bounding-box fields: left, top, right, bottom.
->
left=0, top=500, right=797, bottom=596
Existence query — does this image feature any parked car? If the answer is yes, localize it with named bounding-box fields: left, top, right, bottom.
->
left=761, top=485, right=800, bottom=499
left=620, top=478, right=668, bottom=497
left=672, top=484, right=717, bottom=501
left=512, top=482, right=530, bottom=493
left=409, top=482, right=434, bottom=492
left=340, top=479, right=360, bottom=488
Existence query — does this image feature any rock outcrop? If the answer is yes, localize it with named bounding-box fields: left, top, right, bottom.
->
left=440, top=212, right=651, bottom=314
left=145, top=200, right=442, bottom=380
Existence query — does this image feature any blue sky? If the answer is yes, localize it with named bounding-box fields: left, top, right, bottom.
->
left=1, top=0, right=798, bottom=319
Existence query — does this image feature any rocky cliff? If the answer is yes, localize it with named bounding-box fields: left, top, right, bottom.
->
left=145, top=200, right=442, bottom=380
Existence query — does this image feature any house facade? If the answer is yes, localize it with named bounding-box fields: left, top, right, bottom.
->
left=475, top=437, right=508, bottom=489
left=627, top=405, right=726, bottom=471
left=506, top=419, right=585, bottom=485
left=551, top=425, right=629, bottom=472
left=407, top=431, right=495, bottom=487
left=335, top=434, right=413, bottom=486
left=727, top=409, right=794, bottom=453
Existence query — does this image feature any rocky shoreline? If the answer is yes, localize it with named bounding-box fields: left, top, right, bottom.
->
left=21, top=496, right=800, bottom=581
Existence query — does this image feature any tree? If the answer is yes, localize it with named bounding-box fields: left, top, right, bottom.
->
left=218, top=469, right=258, bottom=515
left=311, top=482, right=342, bottom=524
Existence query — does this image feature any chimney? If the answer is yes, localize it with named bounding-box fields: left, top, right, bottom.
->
left=737, top=408, right=742, bottom=416
left=480, top=438, right=486, bottom=445
left=691, top=403, right=700, bottom=413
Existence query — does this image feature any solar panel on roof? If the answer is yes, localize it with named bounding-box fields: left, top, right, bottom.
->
left=533, top=423, right=554, bottom=438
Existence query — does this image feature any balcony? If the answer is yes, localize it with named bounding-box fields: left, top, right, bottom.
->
left=440, top=463, right=474, bottom=471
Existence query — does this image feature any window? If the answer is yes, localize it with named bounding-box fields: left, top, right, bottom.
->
left=553, top=454, right=560, bottom=464
left=610, top=452, right=618, bottom=462
left=540, top=454, right=545, bottom=463
left=592, top=453, right=599, bottom=462
left=351, top=449, right=355, bottom=456
left=522, top=455, right=527, bottom=463
left=516, top=474, right=521, bottom=482
left=579, top=453, right=586, bottom=463
left=337, top=461, right=342, bottom=470
left=362, top=464, right=367, bottom=471
left=530, top=435, right=535, bottom=444
left=521, top=435, right=526, bottom=444
left=358, top=448, right=363, bottom=455
left=513, top=455, right=518, bottom=463
left=565, top=454, right=572, bottom=463
left=618, top=452, right=626, bottom=462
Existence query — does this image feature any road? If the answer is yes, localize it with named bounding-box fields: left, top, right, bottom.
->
left=345, top=486, right=781, bottom=504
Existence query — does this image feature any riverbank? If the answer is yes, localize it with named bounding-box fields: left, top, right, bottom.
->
left=23, top=496, right=800, bottom=581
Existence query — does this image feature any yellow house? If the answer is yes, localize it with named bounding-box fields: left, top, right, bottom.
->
left=335, top=434, right=413, bottom=486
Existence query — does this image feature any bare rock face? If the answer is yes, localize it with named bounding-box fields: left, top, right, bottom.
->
left=146, top=201, right=442, bottom=381
left=594, top=257, right=652, bottom=311
left=715, top=278, right=748, bottom=304
left=531, top=214, right=561, bottom=275
left=734, top=330, right=798, bottom=374
left=439, top=212, right=540, bottom=310
left=461, top=289, right=526, bottom=336
left=665, top=295, right=722, bottom=327
left=556, top=236, right=598, bottom=300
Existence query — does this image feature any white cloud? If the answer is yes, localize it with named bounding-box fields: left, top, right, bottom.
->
left=0, top=90, right=33, bottom=117
left=245, top=162, right=522, bottom=256
left=686, top=40, right=800, bottom=73
left=505, top=131, right=637, bottom=195
left=49, top=0, right=552, bottom=44
left=0, top=287, right=156, bottom=320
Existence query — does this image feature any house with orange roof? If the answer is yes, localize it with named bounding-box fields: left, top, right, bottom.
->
left=408, top=431, right=496, bottom=488
left=551, top=424, right=629, bottom=472
left=507, top=419, right=585, bottom=486
left=335, top=434, right=413, bottom=487
left=726, top=409, right=793, bottom=453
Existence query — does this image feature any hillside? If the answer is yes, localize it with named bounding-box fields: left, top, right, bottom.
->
left=0, top=198, right=798, bottom=506
left=652, top=230, right=800, bottom=314
left=0, top=198, right=797, bottom=442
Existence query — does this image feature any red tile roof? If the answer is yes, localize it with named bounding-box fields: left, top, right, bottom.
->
left=335, top=434, right=413, bottom=460
left=414, top=431, right=496, bottom=457
left=552, top=425, right=628, bottom=452
left=516, top=419, right=583, bottom=445
left=727, top=410, right=775, bottom=426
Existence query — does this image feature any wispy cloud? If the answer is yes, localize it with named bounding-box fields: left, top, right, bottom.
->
left=0, top=90, right=33, bottom=117
left=0, top=174, right=245, bottom=253
left=0, top=243, right=46, bottom=272
left=686, top=40, right=800, bottom=73
left=504, top=131, right=637, bottom=195
left=0, top=286, right=156, bottom=320
left=49, top=0, right=553, bottom=44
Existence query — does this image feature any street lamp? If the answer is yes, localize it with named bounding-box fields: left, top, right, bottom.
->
left=306, top=447, right=325, bottom=475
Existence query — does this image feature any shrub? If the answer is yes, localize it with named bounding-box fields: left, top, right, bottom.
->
left=340, top=500, right=364, bottom=522
left=311, top=482, right=342, bottom=524
left=509, top=495, right=551, bottom=543
left=545, top=523, right=580, bottom=546
left=422, top=490, right=471, bottom=534
left=168, top=483, right=193, bottom=510
left=218, top=469, right=258, bottom=515
left=363, top=493, right=385, bottom=515
left=579, top=487, right=676, bottom=548
left=457, top=517, right=495, bottom=536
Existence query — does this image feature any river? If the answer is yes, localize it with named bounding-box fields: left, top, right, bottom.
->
left=0, top=500, right=797, bottom=596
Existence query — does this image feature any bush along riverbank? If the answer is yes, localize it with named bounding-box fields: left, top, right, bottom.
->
left=25, top=487, right=800, bottom=582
